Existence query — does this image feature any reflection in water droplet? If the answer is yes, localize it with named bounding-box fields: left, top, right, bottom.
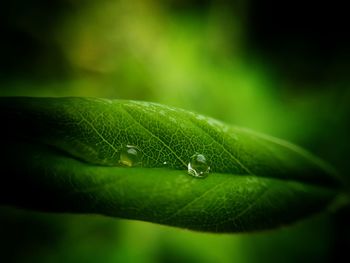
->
left=119, top=145, right=141, bottom=167
left=188, top=153, right=210, bottom=178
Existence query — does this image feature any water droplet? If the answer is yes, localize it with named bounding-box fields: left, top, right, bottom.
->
left=119, top=145, right=141, bottom=167
left=163, top=161, right=167, bottom=165
left=188, top=154, right=210, bottom=178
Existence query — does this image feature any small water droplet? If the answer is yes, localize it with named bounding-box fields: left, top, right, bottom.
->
left=119, top=145, right=141, bottom=167
left=163, top=161, right=167, bottom=165
left=188, top=153, right=210, bottom=178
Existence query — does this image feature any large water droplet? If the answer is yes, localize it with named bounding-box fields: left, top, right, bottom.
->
left=188, top=153, right=210, bottom=178
left=119, top=145, right=141, bottom=167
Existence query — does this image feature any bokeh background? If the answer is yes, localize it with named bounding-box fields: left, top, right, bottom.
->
left=0, top=0, right=349, bottom=262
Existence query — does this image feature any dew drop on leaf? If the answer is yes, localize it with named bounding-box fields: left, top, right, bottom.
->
left=119, top=145, right=141, bottom=167
left=187, top=153, right=210, bottom=178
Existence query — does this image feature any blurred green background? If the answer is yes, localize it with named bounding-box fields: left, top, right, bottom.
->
left=0, top=0, right=349, bottom=262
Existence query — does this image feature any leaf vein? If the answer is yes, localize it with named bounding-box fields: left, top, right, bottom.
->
left=78, top=112, right=118, bottom=153
left=121, top=105, right=187, bottom=167
left=161, top=177, right=232, bottom=222
left=189, top=118, right=253, bottom=175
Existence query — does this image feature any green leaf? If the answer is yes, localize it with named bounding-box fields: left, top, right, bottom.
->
left=0, top=97, right=342, bottom=232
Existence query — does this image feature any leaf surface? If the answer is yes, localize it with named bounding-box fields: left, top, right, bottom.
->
left=0, top=97, right=341, bottom=232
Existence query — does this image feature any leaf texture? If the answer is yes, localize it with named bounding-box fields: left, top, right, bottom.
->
left=0, top=97, right=342, bottom=232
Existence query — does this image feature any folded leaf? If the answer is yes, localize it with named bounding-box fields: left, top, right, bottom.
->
left=0, top=97, right=342, bottom=232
